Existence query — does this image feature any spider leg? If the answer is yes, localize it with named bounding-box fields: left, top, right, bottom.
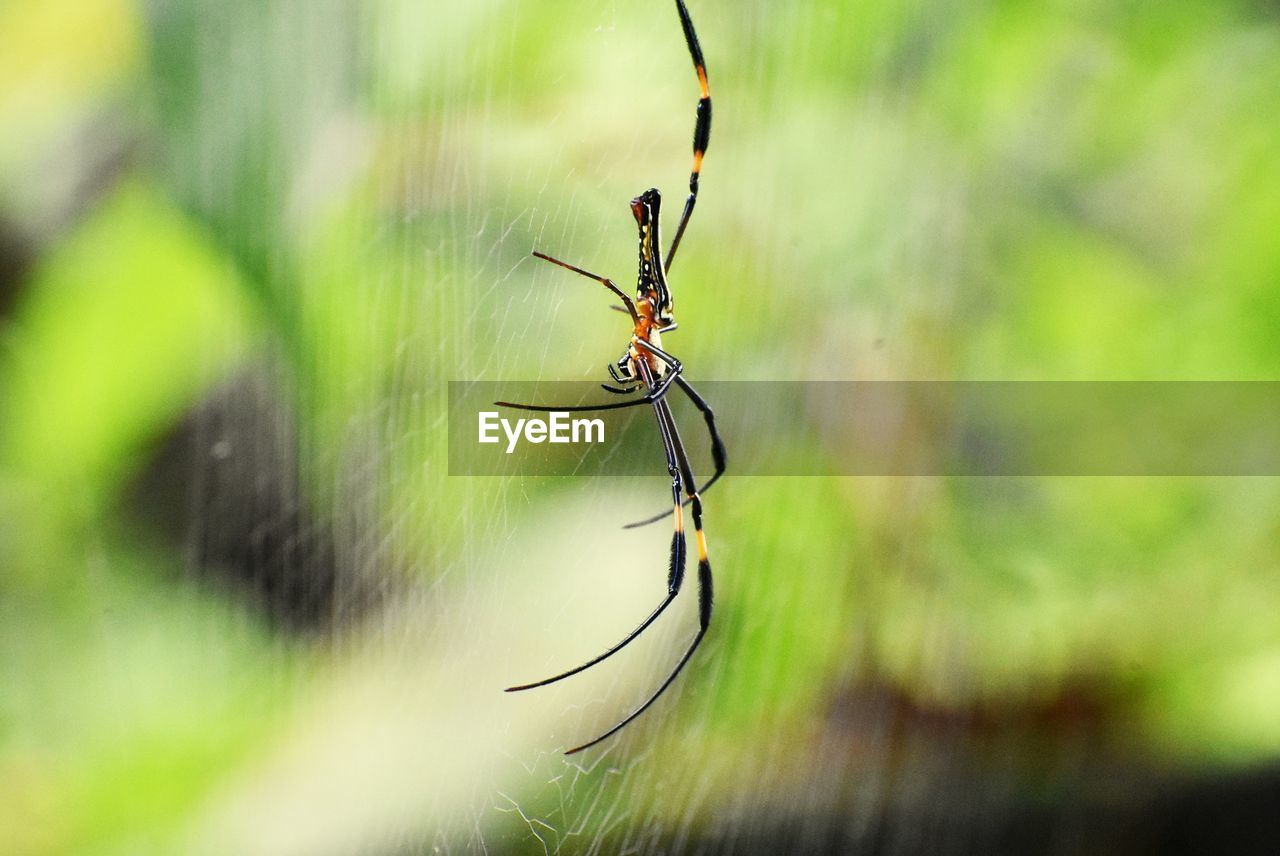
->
left=604, top=356, right=641, bottom=394
left=633, top=338, right=683, bottom=374
left=664, top=0, right=712, bottom=274
left=565, top=380, right=713, bottom=755
left=601, top=383, right=640, bottom=395
left=504, top=566, right=684, bottom=693
left=607, top=362, right=632, bottom=385
left=505, top=366, right=690, bottom=694
left=494, top=362, right=682, bottom=412
left=624, top=343, right=727, bottom=525
left=532, top=251, right=640, bottom=323
left=623, top=375, right=726, bottom=529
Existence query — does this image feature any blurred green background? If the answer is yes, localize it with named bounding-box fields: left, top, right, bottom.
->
left=3, top=0, right=1280, bottom=852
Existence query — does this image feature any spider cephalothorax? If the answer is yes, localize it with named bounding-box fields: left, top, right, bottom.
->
left=611, top=187, right=682, bottom=386
left=631, top=188, right=675, bottom=327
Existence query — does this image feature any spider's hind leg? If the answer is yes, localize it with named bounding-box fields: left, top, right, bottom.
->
left=623, top=376, right=726, bottom=529
left=504, top=483, right=687, bottom=693
left=564, top=392, right=714, bottom=754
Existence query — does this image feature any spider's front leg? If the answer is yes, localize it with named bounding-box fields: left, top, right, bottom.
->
left=531, top=251, right=639, bottom=322
left=665, top=0, right=713, bottom=274
left=623, top=375, right=726, bottom=529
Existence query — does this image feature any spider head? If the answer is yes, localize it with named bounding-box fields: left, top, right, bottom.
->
left=630, top=188, right=661, bottom=228
left=630, top=189, right=675, bottom=327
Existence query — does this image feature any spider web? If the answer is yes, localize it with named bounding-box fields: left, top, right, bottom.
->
left=6, top=0, right=1280, bottom=852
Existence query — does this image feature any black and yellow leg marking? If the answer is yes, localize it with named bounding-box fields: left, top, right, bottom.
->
left=665, top=0, right=712, bottom=273
left=562, top=362, right=713, bottom=756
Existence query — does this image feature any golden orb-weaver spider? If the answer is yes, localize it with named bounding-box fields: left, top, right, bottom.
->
left=498, top=0, right=725, bottom=754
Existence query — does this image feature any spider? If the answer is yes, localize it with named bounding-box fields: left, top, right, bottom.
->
left=497, top=0, right=726, bottom=755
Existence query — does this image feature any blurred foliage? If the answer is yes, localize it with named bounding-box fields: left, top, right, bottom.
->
left=2, top=0, right=1280, bottom=853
